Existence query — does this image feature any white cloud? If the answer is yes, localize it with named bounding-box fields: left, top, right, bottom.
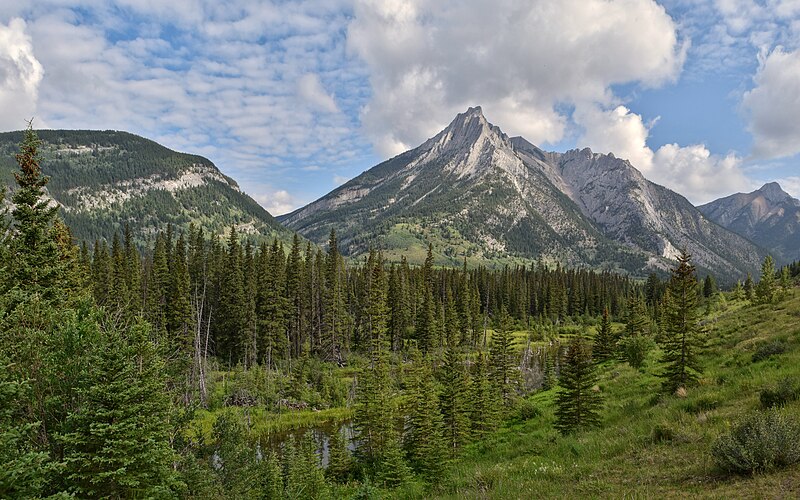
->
left=0, top=18, right=43, bottom=130
left=575, top=104, right=754, bottom=203
left=742, top=47, right=800, bottom=159
left=347, top=0, right=687, bottom=156
left=333, top=174, right=349, bottom=185
left=297, top=73, right=339, bottom=113
left=776, top=176, right=800, bottom=199
left=251, top=188, right=298, bottom=215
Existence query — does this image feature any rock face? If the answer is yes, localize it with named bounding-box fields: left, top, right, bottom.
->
left=699, top=182, right=800, bottom=263
left=281, top=107, right=763, bottom=280
left=0, top=129, right=292, bottom=246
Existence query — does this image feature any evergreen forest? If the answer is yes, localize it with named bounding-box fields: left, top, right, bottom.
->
left=3, top=127, right=800, bottom=498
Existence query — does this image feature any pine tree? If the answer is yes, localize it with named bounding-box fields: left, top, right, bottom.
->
left=702, top=275, right=717, bottom=298
left=217, top=226, right=245, bottom=363
left=780, top=266, right=792, bottom=299
left=489, top=306, right=516, bottom=404
left=756, top=255, right=777, bottom=304
left=325, top=426, right=353, bottom=483
left=659, top=249, right=704, bottom=393
left=592, top=308, right=615, bottom=362
left=6, top=124, right=66, bottom=303
left=285, top=432, right=327, bottom=499
left=744, top=272, right=755, bottom=301
left=469, top=350, right=498, bottom=436
left=259, top=450, right=284, bottom=499
left=210, top=411, right=258, bottom=497
left=403, top=349, right=446, bottom=479
left=321, top=230, right=347, bottom=363
left=0, top=360, right=50, bottom=498
left=439, top=345, right=471, bottom=456
left=60, top=321, right=178, bottom=497
left=554, top=337, right=602, bottom=434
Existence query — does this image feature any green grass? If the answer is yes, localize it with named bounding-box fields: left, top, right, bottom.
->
left=389, top=292, right=800, bottom=498
left=189, top=406, right=353, bottom=443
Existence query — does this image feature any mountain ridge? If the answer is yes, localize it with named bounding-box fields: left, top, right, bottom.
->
left=699, top=182, right=800, bottom=264
left=282, top=107, right=764, bottom=281
left=0, top=129, right=293, bottom=246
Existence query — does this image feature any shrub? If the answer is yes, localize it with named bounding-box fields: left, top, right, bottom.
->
left=514, top=398, right=542, bottom=421
left=752, top=340, right=787, bottom=363
left=760, top=378, right=800, bottom=409
left=617, top=335, right=655, bottom=369
left=711, top=410, right=800, bottom=474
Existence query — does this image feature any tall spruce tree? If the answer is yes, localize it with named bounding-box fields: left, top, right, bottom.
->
left=6, top=124, right=65, bottom=303
left=659, top=249, right=704, bottom=393
left=756, top=255, right=777, bottom=304
left=439, top=345, right=471, bottom=456
left=60, top=321, right=178, bottom=497
left=490, top=306, right=516, bottom=404
left=592, top=308, right=615, bottom=362
left=554, top=337, right=602, bottom=434
left=403, top=349, right=446, bottom=479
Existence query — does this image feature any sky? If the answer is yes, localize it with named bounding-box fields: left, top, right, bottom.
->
left=1, top=0, right=799, bottom=214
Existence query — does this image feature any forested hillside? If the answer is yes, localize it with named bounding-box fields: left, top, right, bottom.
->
left=2, top=128, right=799, bottom=498
left=0, top=129, right=292, bottom=248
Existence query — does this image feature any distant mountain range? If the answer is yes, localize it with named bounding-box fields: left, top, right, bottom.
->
left=700, top=182, right=800, bottom=264
left=0, top=130, right=292, bottom=247
left=280, top=107, right=764, bottom=281
left=3, top=111, right=790, bottom=282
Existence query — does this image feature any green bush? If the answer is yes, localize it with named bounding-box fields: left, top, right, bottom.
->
left=617, top=335, right=655, bottom=369
left=514, top=398, right=542, bottom=421
left=760, top=378, right=800, bottom=409
left=711, top=410, right=800, bottom=474
left=752, top=340, right=787, bottom=363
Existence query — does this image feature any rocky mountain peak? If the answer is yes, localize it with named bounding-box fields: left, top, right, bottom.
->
left=756, top=182, right=793, bottom=204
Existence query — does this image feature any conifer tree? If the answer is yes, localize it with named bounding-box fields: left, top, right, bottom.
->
left=325, top=427, right=353, bottom=483
left=259, top=450, right=284, bottom=499
left=490, top=306, right=516, bottom=404
left=659, top=249, right=704, bottom=393
left=744, top=272, right=755, bottom=301
left=439, top=345, right=471, bottom=456
left=0, top=360, right=50, bottom=498
left=403, top=349, right=446, bottom=479
left=285, top=432, right=327, bottom=499
left=210, top=411, right=258, bottom=497
left=592, top=308, right=615, bottom=362
left=756, top=255, right=777, bottom=304
left=780, top=266, right=792, bottom=299
left=469, top=350, right=498, bottom=436
left=61, top=321, right=178, bottom=497
left=6, top=124, right=64, bottom=302
left=217, top=226, right=245, bottom=363
left=554, top=337, right=602, bottom=434
left=321, top=230, right=347, bottom=363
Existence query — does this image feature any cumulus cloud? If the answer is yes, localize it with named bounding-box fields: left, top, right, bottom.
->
left=333, top=174, right=349, bottom=186
left=776, top=176, right=800, bottom=199
left=742, top=47, right=800, bottom=159
left=576, top=104, right=754, bottom=203
left=252, top=189, right=298, bottom=215
left=347, top=0, right=687, bottom=156
left=297, top=73, right=339, bottom=113
left=0, top=18, right=43, bottom=130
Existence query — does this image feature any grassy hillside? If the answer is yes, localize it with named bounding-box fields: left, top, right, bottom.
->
left=401, top=291, right=800, bottom=498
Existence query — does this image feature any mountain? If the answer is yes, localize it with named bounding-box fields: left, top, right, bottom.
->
left=699, top=182, right=800, bottom=263
left=0, top=130, right=292, bottom=246
left=281, top=106, right=763, bottom=280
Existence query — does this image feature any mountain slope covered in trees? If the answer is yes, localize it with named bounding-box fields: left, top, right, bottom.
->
left=0, top=129, right=293, bottom=247
left=281, top=107, right=763, bottom=282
